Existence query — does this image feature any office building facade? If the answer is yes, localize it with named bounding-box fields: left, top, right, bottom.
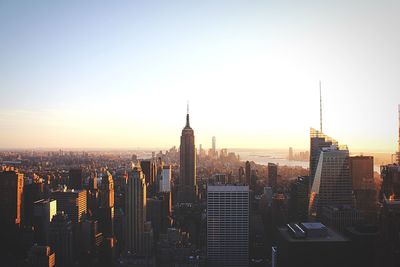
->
left=207, top=185, right=250, bottom=267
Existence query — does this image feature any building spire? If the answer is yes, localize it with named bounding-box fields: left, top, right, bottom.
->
left=397, top=104, right=400, bottom=164
left=186, top=101, right=190, bottom=127
left=320, top=81, right=323, bottom=133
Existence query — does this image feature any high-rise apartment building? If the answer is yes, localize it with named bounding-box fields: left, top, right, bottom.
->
left=309, top=145, right=353, bottom=218
left=207, top=185, right=249, bottom=267
left=178, top=107, right=197, bottom=203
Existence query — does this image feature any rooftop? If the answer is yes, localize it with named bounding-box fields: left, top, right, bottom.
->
left=279, top=222, right=348, bottom=243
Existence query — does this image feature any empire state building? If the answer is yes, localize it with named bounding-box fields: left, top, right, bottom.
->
left=178, top=106, right=197, bottom=203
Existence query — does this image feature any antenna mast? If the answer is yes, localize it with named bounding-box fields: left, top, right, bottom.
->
left=397, top=104, right=400, bottom=164
left=320, top=81, right=323, bottom=133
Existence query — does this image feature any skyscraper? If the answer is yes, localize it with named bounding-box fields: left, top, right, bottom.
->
left=377, top=197, right=400, bottom=267
left=207, top=185, right=249, bottom=267
left=141, top=160, right=156, bottom=189
left=178, top=106, right=197, bottom=203
left=350, top=156, right=377, bottom=222
left=397, top=104, right=400, bottom=164
left=268, top=163, right=278, bottom=192
left=288, top=147, right=294, bottom=161
left=245, top=161, right=251, bottom=186
left=99, top=171, right=114, bottom=237
left=288, top=176, right=309, bottom=222
left=49, top=212, right=73, bottom=267
left=238, top=166, right=245, bottom=184
left=309, top=145, right=353, bottom=218
left=52, top=189, right=87, bottom=224
left=0, top=169, right=24, bottom=228
left=28, top=245, right=56, bottom=267
left=380, top=164, right=400, bottom=200
left=159, top=165, right=172, bottom=192
left=124, top=165, right=152, bottom=256
left=212, top=136, right=216, bottom=153
left=33, top=199, right=57, bottom=245
left=309, top=128, right=338, bottom=188
left=68, top=168, right=83, bottom=190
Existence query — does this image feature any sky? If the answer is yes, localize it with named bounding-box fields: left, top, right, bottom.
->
left=0, top=0, right=400, bottom=152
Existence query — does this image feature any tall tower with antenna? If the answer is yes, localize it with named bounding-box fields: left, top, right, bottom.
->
left=320, top=80, right=323, bottom=133
left=397, top=104, right=400, bottom=164
left=179, top=102, right=197, bottom=203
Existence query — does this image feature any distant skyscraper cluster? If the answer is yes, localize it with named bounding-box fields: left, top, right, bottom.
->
left=2, top=100, right=400, bottom=267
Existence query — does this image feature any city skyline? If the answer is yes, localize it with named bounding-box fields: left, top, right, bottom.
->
left=1, top=1, right=400, bottom=152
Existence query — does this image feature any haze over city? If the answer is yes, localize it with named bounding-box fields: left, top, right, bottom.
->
left=3, top=1, right=400, bottom=267
left=1, top=0, right=400, bottom=151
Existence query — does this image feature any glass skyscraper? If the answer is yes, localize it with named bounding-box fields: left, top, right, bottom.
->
left=309, top=145, right=353, bottom=218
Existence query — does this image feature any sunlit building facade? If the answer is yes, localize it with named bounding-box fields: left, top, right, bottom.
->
left=52, top=189, right=87, bottom=224
left=0, top=170, right=24, bottom=228
left=309, top=145, right=353, bottom=218
left=309, top=128, right=338, bottom=188
left=33, top=199, right=57, bottom=245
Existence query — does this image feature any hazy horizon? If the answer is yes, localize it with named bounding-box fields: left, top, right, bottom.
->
left=1, top=1, right=400, bottom=152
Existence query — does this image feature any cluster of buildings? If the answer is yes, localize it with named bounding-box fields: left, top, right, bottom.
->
left=1, top=105, right=400, bottom=267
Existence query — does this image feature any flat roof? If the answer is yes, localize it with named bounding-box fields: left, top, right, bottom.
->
left=278, top=227, right=348, bottom=243
left=207, top=185, right=249, bottom=192
left=301, top=222, right=326, bottom=230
